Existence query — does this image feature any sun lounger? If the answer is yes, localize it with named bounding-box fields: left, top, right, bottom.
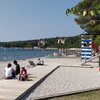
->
left=27, top=60, right=36, bottom=68
left=81, top=53, right=100, bottom=65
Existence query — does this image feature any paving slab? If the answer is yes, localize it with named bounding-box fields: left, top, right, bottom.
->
left=0, top=63, right=58, bottom=100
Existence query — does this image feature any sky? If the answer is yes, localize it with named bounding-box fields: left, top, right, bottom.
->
left=0, top=0, right=82, bottom=42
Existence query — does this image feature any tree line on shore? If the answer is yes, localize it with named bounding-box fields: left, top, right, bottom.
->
left=0, top=35, right=81, bottom=49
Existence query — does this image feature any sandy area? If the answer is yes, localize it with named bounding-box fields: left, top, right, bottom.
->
left=0, top=56, right=99, bottom=100
left=0, top=57, right=80, bottom=78
left=0, top=57, right=39, bottom=79
left=0, top=57, right=99, bottom=80
left=24, top=57, right=99, bottom=100
left=26, top=66, right=100, bottom=100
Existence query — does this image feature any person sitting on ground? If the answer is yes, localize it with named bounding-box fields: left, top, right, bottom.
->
left=37, top=58, right=44, bottom=65
left=13, top=60, right=20, bottom=79
left=19, top=67, right=28, bottom=81
left=4, top=63, right=15, bottom=79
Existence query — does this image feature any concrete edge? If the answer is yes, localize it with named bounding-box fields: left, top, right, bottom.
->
left=15, top=66, right=60, bottom=100
left=60, top=65, right=93, bottom=68
left=34, top=87, right=100, bottom=100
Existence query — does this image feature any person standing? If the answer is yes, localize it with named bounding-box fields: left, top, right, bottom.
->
left=13, top=60, right=20, bottom=79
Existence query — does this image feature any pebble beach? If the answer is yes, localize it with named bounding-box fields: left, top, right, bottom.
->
left=26, top=58, right=100, bottom=100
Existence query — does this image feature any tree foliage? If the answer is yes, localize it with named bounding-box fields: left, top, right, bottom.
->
left=66, top=0, right=100, bottom=45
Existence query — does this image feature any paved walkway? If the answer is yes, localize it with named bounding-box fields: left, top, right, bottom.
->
left=0, top=61, right=59, bottom=100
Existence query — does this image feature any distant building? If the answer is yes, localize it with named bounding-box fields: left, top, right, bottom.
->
left=57, top=38, right=65, bottom=44
left=38, top=39, right=46, bottom=47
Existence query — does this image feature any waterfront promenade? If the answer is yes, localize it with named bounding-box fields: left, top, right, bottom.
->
left=0, top=58, right=59, bottom=100
left=0, top=57, right=99, bottom=100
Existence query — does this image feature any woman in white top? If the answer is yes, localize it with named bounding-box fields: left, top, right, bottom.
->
left=5, top=63, right=15, bottom=79
left=37, top=58, right=44, bottom=65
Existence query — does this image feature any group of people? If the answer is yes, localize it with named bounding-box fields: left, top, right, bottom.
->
left=4, top=58, right=44, bottom=81
left=4, top=60, right=28, bottom=81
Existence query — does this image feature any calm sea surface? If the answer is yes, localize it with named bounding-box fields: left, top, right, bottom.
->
left=0, top=48, right=58, bottom=61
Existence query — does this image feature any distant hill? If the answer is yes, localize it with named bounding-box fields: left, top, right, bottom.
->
left=0, top=35, right=81, bottom=49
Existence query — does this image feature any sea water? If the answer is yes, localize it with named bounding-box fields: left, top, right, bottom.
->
left=0, top=48, right=58, bottom=61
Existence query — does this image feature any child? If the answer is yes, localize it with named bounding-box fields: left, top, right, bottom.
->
left=19, top=67, right=28, bottom=81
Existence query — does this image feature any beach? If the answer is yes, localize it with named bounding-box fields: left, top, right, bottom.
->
left=25, top=57, right=100, bottom=100
left=0, top=56, right=99, bottom=100
left=0, top=57, right=36, bottom=79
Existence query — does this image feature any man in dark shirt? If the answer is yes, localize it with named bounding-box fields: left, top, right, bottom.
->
left=13, top=60, right=20, bottom=75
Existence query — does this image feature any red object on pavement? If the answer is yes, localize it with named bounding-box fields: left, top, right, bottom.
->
left=92, top=42, right=97, bottom=49
left=92, top=42, right=99, bottom=52
left=99, top=67, right=100, bottom=71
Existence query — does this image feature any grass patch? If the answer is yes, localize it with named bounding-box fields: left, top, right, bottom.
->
left=45, top=90, right=100, bottom=100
